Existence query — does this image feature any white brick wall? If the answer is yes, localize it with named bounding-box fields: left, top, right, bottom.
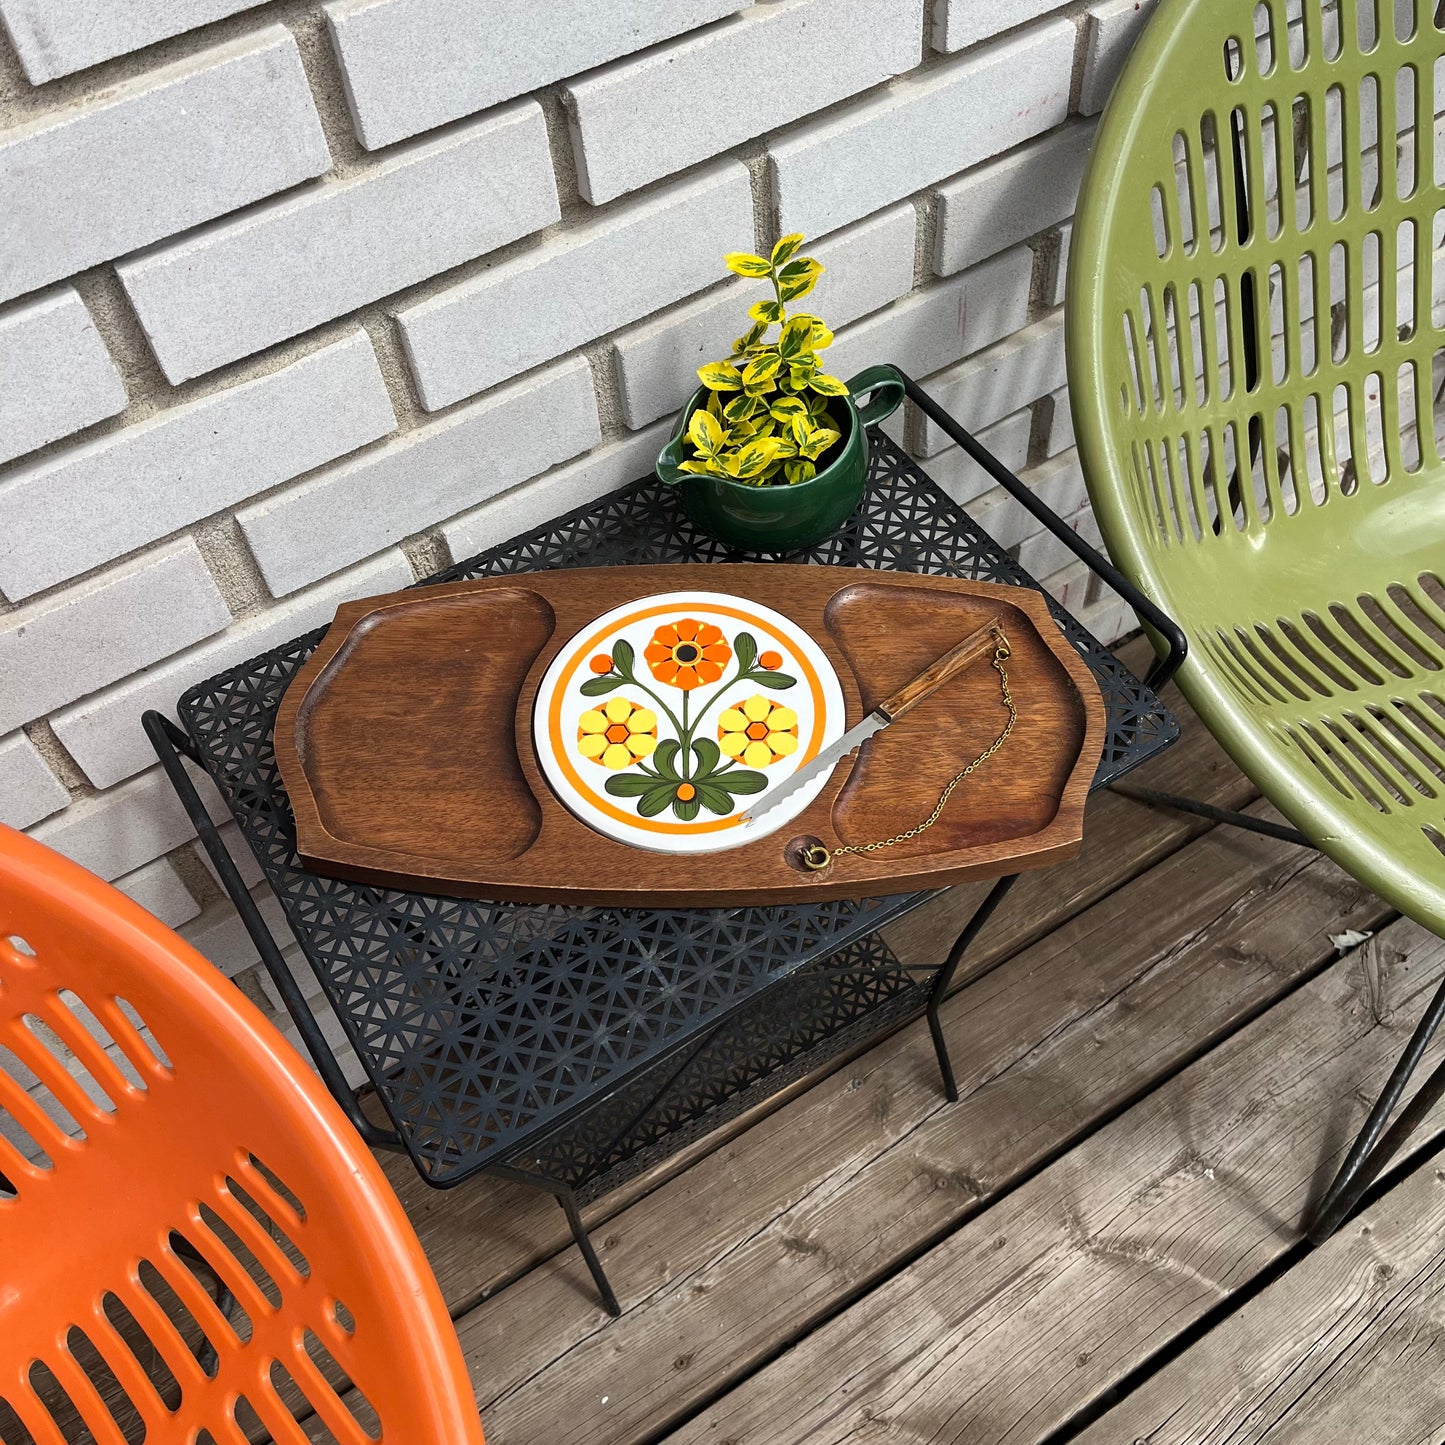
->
left=397, top=162, right=752, bottom=411
left=325, top=0, right=750, bottom=151
left=120, top=105, right=558, bottom=383
left=0, top=288, right=126, bottom=464
left=0, top=0, right=1163, bottom=1026
left=768, top=21, right=1074, bottom=237
left=0, top=331, right=395, bottom=598
left=563, top=0, right=921, bottom=204
left=0, top=29, right=328, bottom=302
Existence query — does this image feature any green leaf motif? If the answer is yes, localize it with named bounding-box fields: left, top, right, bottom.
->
left=696, top=783, right=735, bottom=816
left=755, top=671, right=798, bottom=690
left=638, top=784, right=679, bottom=818
left=604, top=773, right=659, bottom=798
left=671, top=795, right=701, bottom=822
left=611, top=638, right=634, bottom=674
left=690, top=737, right=722, bottom=777
left=733, top=630, right=758, bottom=673
left=580, top=675, right=624, bottom=696
left=714, top=769, right=768, bottom=795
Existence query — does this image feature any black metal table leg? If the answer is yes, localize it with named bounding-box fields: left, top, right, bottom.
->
left=926, top=875, right=1018, bottom=1101
left=1110, top=783, right=1312, bottom=848
left=1308, top=972, right=1445, bottom=1243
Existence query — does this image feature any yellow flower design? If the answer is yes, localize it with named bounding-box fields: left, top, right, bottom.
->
left=578, top=697, right=657, bottom=770
left=718, top=695, right=799, bottom=769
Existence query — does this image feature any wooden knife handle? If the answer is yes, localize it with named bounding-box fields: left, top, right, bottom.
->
left=877, top=616, right=1005, bottom=722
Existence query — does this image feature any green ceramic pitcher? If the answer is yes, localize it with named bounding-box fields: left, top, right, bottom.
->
left=655, top=363, right=905, bottom=553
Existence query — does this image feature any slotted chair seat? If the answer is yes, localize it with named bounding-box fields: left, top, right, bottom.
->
left=0, top=824, right=484, bottom=1444
left=1070, top=0, right=1445, bottom=933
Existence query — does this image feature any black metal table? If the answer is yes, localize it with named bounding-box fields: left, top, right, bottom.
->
left=147, top=380, right=1182, bottom=1315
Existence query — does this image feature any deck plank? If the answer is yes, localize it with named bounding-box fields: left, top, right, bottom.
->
left=455, top=804, right=1384, bottom=1445
left=662, top=915, right=1445, bottom=1445
left=373, top=670, right=1256, bottom=1323
left=1076, top=1147, right=1445, bottom=1443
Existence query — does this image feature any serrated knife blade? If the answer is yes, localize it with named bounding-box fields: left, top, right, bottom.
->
left=738, top=710, right=888, bottom=826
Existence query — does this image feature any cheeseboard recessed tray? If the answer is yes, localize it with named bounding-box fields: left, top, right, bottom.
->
left=274, top=565, right=1105, bottom=906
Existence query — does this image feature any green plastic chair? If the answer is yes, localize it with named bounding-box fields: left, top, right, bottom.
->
left=1069, top=0, right=1445, bottom=1236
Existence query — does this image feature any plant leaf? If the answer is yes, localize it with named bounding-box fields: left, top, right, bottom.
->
left=728, top=437, right=785, bottom=479
left=771, top=233, right=806, bottom=267
left=678, top=458, right=728, bottom=476
left=733, top=630, right=758, bottom=672
left=769, top=397, right=806, bottom=421
left=697, top=360, right=743, bottom=392
left=749, top=299, right=786, bottom=324
left=724, top=394, right=764, bottom=423
left=809, top=323, right=834, bottom=351
left=784, top=459, right=816, bottom=485
left=725, top=251, right=773, bottom=278
left=742, top=352, right=781, bottom=388
left=732, top=321, right=767, bottom=354
left=778, top=314, right=815, bottom=361
left=688, top=408, right=725, bottom=454
left=808, top=373, right=849, bottom=397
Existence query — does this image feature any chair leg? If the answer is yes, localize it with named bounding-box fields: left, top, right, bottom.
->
left=1308, top=973, right=1445, bottom=1243
left=1110, top=782, right=1312, bottom=848
left=556, top=1190, right=621, bottom=1317
left=927, top=875, right=1018, bottom=1102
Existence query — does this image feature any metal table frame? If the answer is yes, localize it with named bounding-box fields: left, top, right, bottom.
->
left=146, top=375, right=1183, bottom=1315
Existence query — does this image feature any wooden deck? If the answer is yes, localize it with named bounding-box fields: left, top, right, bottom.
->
left=358, top=638, right=1445, bottom=1444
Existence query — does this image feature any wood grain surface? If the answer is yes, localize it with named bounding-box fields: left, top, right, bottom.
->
left=275, top=566, right=1105, bottom=905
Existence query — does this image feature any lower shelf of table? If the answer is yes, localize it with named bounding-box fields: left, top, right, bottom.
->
left=484, top=931, right=928, bottom=1205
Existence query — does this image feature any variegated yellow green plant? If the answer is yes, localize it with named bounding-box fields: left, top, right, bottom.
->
left=682, top=234, right=847, bottom=487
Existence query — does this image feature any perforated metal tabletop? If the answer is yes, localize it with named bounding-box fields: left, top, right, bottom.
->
left=174, top=433, right=1177, bottom=1199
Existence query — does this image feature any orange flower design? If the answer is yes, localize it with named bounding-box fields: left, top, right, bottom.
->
left=718, top=696, right=799, bottom=768
left=577, top=697, right=657, bottom=770
left=645, top=618, right=731, bottom=690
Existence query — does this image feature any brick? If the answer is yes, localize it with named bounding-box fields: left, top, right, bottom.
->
left=563, top=0, right=921, bottom=204
left=1039, top=559, right=1092, bottom=614
left=0, top=332, right=394, bottom=600
left=1052, top=221, right=1073, bottom=305
left=969, top=455, right=1087, bottom=556
left=52, top=550, right=413, bottom=790
left=201, top=822, right=266, bottom=892
left=933, top=121, right=1094, bottom=276
left=0, top=541, right=229, bottom=735
left=0, top=28, right=328, bottom=303
left=30, top=767, right=225, bottom=882
left=441, top=422, right=670, bottom=563
left=613, top=204, right=917, bottom=429
left=769, top=20, right=1074, bottom=238
left=824, top=245, right=1033, bottom=384
left=1046, top=384, right=1076, bottom=457
left=398, top=162, right=752, bottom=412
left=924, top=408, right=1033, bottom=507
left=113, top=858, right=200, bottom=929
left=0, top=733, right=68, bottom=829
left=1016, top=496, right=1101, bottom=578
left=1080, top=0, right=1159, bottom=116
left=182, top=889, right=287, bottom=978
left=918, top=311, right=1067, bottom=456
left=240, top=357, right=600, bottom=596
left=119, top=106, right=557, bottom=384
left=325, top=0, right=750, bottom=151
left=0, top=0, right=268, bottom=83
left=931, top=0, right=1070, bottom=51
left=0, top=289, right=125, bottom=465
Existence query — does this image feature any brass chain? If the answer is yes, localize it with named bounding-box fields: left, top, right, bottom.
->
left=802, top=628, right=1016, bottom=871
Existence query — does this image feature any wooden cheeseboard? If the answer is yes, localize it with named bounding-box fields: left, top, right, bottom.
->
left=274, top=565, right=1105, bottom=906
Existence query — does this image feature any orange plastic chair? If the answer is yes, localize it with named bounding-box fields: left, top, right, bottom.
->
left=0, top=823, right=485, bottom=1445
